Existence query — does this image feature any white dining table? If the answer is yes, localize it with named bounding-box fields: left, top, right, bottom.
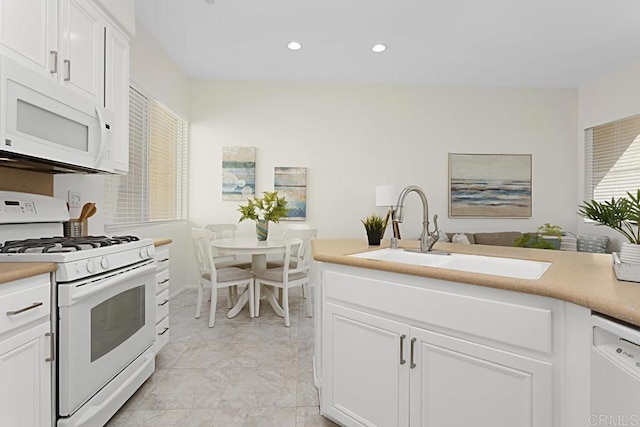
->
left=211, top=237, right=289, bottom=318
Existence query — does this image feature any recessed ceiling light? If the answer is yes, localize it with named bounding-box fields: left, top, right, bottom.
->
left=287, top=41, right=302, bottom=51
left=371, top=44, right=387, bottom=53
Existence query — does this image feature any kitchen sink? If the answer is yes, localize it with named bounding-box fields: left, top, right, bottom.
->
left=349, top=248, right=551, bottom=280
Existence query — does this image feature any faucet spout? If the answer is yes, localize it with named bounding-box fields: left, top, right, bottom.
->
left=392, top=185, right=439, bottom=252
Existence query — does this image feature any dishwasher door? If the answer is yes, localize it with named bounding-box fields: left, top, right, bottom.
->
left=591, top=314, right=640, bottom=425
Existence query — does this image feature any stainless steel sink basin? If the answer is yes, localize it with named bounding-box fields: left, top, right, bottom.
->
left=349, top=248, right=551, bottom=280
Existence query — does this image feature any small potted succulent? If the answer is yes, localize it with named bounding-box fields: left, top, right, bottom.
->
left=578, top=190, right=640, bottom=263
left=361, top=214, right=386, bottom=246
left=238, top=191, right=290, bottom=241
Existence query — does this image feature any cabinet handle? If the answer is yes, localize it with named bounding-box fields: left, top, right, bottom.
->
left=399, top=334, right=406, bottom=365
left=6, top=301, right=43, bottom=316
left=410, top=337, right=417, bottom=369
left=158, top=299, right=169, bottom=307
left=159, top=258, right=169, bottom=263
left=49, top=50, right=58, bottom=74
left=45, top=332, right=55, bottom=362
left=159, top=279, right=169, bottom=284
left=158, top=327, right=169, bottom=336
left=63, top=59, right=71, bottom=81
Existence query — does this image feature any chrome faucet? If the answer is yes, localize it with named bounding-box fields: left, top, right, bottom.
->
left=392, top=185, right=440, bottom=252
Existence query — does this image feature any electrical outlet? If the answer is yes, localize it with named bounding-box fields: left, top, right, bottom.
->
left=68, top=191, right=81, bottom=208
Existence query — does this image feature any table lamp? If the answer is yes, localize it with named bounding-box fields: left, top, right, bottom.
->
left=375, top=185, right=401, bottom=239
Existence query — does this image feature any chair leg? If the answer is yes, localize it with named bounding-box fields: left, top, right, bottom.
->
left=248, top=280, right=255, bottom=318
left=254, top=283, right=261, bottom=317
left=226, top=287, right=234, bottom=309
left=195, top=283, right=204, bottom=318
left=283, top=286, right=290, bottom=327
left=304, top=283, right=312, bottom=317
left=302, top=284, right=306, bottom=299
left=209, top=285, right=218, bottom=327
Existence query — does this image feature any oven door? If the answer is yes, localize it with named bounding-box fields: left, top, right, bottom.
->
left=57, top=260, right=156, bottom=416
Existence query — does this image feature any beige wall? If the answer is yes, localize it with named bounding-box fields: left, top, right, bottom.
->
left=188, top=80, right=578, bottom=241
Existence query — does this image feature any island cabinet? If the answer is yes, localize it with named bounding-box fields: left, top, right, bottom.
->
left=319, top=264, right=564, bottom=427
left=0, top=273, right=53, bottom=427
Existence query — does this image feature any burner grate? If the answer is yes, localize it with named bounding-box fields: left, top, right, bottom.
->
left=0, top=235, right=141, bottom=254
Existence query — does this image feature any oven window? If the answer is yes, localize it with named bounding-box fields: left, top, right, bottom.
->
left=91, top=285, right=145, bottom=362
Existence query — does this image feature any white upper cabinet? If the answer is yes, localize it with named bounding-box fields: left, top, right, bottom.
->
left=104, top=26, right=129, bottom=172
left=0, top=0, right=58, bottom=76
left=59, top=0, right=104, bottom=104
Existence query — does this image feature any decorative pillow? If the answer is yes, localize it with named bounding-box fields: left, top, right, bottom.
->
left=437, top=230, right=450, bottom=242
left=452, top=233, right=471, bottom=244
left=577, top=235, right=610, bottom=253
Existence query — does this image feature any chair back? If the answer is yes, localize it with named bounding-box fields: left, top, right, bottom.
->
left=204, top=223, right=237, bottom=240
left=192, top=227, right=218, bottom=283
left=283, top=228, right=318, bottom=275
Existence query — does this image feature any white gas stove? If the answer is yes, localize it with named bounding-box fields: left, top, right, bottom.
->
left=0, top=191, right=156, bottom=427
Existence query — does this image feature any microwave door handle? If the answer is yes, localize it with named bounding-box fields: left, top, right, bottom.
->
left=94, top=106, right=107, bottom=168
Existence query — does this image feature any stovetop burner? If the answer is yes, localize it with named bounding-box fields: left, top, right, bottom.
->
left=0, top=235, right=141, bottom=254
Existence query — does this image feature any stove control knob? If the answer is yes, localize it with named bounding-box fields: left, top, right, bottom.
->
left=86, top=258, right=97, bottom=274
left=139, top=247, right=148, bottom=259
left=100, top=257, right=110, bottom=270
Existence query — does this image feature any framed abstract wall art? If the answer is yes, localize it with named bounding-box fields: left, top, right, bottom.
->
left=448, top=153, right=532, bottom=218
left=222, top=146, right=256, bottom=200
left=274, top=167, right=307, bottom=220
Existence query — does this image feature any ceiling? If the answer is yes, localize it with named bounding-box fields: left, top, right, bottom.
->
left=135, top=0, right=640, bottom=88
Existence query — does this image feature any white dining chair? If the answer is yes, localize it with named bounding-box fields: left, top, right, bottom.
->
left=204, top=223, right=252, bottom=270
left=192, top=228, right=255, bottom=327
left=254, top=228, right=317, bottom=327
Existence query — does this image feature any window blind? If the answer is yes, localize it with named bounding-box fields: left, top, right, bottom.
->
left=585, top=114, right=640, bottom=202
left=104, top=86, right=188, bottom=227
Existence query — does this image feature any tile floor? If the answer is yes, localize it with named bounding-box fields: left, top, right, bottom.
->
left=106, top=286, right=338, bottom=427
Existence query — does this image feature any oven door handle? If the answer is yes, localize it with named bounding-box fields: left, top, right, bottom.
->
left=71, top=262, right=156, bottom=301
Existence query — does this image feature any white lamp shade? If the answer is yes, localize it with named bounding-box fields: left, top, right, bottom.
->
left=376, top=185, right=399, bottom=207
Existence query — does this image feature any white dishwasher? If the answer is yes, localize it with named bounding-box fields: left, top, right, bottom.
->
left=591, top=314, right=640, bottom=426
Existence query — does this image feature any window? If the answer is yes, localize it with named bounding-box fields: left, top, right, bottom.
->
left=585, top=114, right=640, bottom=202
left=104, top=86, right=188, bottom=227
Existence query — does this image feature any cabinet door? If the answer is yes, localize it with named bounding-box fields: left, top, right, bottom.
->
left=59, top=0, right=104, bottom=103
left=104, top=26, right=130, bottom=172
left=322, top=303, right=410, bottom=427
left=0, top=322, right=52, bottom=427
left=409, top=327, right=552, bottom=427
left=0, top=0, right=58, bottom=76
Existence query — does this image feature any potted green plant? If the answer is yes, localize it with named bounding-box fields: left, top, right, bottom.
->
left=514, top=233, right=557, bottom=250
left=578, top=190, right=640, bottom=263
left=361, top=214, right=386, bottom=246
left=537, top=223, right=563, bottom=249
left=238, top=191, right=290, bottom=241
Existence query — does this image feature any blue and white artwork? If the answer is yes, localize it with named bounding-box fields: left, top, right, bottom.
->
left=274, top=167, right=307, bottom=220
left=222, top=147, right=255, bottom=200
left=449, top=153, right=532, bottom=218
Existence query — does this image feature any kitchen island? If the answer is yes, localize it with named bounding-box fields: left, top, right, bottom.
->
left=312, top=239, right=637, bottom=427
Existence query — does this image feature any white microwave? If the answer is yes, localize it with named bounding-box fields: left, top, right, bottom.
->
left=0, top=55, right=115, bottom=173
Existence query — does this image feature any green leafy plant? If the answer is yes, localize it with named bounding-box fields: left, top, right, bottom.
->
left=361, top=214, right=386, bottom=234
left=238, top=191, right=290, bottom=224
left=537, top=223, right=563, bottom=238
left=514, top=233, right=557, bottom=250
left=578, top=190, right=640, bottom=244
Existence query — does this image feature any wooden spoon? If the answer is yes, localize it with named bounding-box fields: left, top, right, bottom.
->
left=78, top=202, right=94, bottom=221
left=85, top=204, right=97, bottom=219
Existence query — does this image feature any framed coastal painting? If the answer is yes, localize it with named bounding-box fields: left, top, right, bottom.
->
left=274, top=167, right=307, bottom=220
left=222, top=146, right=255, bottom=200
left=448, top=153, right=532, bottom=218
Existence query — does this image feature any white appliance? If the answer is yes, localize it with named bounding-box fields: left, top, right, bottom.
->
left=0, top=54, right=115, bottom=173
left=591, top=314, right=640, bottom=426
left=0, top=191, right=156, bottom=427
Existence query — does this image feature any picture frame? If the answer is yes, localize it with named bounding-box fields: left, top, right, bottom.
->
left=448, top=153, right=532, bottom=218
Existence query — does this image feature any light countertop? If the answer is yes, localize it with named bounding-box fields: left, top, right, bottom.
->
left=313, top=239, right=640, bottom=328
left=154, top=238, right=172, bottom=247
left=0, top=263, right=56, bottom=285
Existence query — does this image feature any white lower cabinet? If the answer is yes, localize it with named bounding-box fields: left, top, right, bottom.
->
left=320, top=265, right=556, bottom=427
left=0, top=273, right=52, bottom=427
left=153, top=244, right=170, bottom=354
